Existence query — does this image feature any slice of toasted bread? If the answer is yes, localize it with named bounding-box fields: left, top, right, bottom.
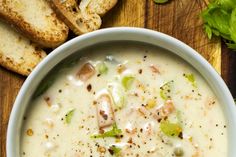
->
left=0, top=20, right=47, bottom=76
left=50, top=0, right=117, bottom=35
left=0, top=0, right=69, bottom=48
left=83, top=0, right=118, bottom=16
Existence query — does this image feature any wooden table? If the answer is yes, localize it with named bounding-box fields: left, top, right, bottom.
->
left=1, top=0, right=236, bottom=156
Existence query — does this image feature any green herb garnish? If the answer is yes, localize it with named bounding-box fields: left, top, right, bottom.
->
left=91, top=123, right=122, bottom=138
left=202, top=0, right=236, bottom=50
left=160, top=120, right=182, bottom=137
left=154, top=0, right=169, bottom=4
left=108, top=145, right=122, bottom=156
left=121, top=75, right=135, bottom=90
left=65, top=109, right=75, bottom=124
left=98, top=62, right=108, bottom=75
left=183, top=73, right=197, bottom=87
left=160, top=80, right=174, bottom=100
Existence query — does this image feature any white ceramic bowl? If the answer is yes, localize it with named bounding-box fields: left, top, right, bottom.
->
left=7, top=27, right=236, bottom=157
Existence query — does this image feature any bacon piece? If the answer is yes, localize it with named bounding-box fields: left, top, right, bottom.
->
left=96, top=94, right=115, bottom=128
left=77, top=63, right=95, bottom=81
left=44, top=96, right=51, bottom=106
left=149, top=65, right=160, bottom=74
left=137, top=106, right=149, bottom=117
left=125, top=123, right=137, bottom=134
left=154, top=100, right=175, bottom=122
left=144, top=122, right=153, bottom=135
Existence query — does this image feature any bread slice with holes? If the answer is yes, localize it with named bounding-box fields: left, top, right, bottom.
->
left=0, top=20, right=47, bottom=76
left=50, top=0, right=117, bottom=35
left=0, top=0, right=69, bottom=48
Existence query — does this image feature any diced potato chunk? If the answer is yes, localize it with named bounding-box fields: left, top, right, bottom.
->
left=96, top=94, right=115, bottom=128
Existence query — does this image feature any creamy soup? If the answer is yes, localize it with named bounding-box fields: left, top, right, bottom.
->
left=21, top=43, right=227, bottom=157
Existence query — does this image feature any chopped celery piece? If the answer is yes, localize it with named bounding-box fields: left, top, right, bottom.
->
left=91, top=123, right=122, bottom=138
left=160, top=120, right=182, bottom=137
left=98, top=62, right=108, bottom=75
left=65, top=109, right=75, bottom=124
left=108, top=83, right=126, bottom=109
left=183, top=73, right=197, bottom=87
left=122, top=75, right=135, bottom=90
left=160, top=80, right=174, bottom=100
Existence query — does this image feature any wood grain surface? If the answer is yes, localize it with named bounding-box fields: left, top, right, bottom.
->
left=103, top=0, right=221, bottom=72
left=0, top=0, right=235, bottom=156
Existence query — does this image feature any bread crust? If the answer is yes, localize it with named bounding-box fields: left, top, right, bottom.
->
left=0, top=21, right=46, bottom=76
left=0, top=49, right=46, bottom=76
left=50, top=0, right=117, bottom=35
left=0, top=0, right=69, bottom=48
left=86, top=0, right=118, bottom=16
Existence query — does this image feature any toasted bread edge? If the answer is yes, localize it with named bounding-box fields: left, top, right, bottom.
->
left=0, top=6, right=69, bottom=48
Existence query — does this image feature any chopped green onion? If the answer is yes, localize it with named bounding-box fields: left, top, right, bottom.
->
left=91, top=123, right=122, bottom=138
left=183, top=73, right=197, bottom=87
left=160, top=120, right=182, bottom=137
left=65, top=109, right=75, bottom=124
left=98, top=62, right=108, bottom=75
left=122, top=75, right=135, bottom=90
left=160, top=80, right=174, bottom=100
left=108, top=145, right=122, bottom=156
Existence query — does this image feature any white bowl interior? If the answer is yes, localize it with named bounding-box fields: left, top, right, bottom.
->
left=7, top=27, right=236, bottom=157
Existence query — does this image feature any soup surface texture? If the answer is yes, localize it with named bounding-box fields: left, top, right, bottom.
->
left=21, top=43, right=227, bottom=157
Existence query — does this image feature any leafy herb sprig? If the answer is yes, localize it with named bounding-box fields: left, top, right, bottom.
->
left=91, top=123, right=122, bottom=138
left=202, top=0, right=236, bottom=50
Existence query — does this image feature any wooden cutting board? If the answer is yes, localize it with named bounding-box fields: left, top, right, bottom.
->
left=0, top=0, right=221, bottom=156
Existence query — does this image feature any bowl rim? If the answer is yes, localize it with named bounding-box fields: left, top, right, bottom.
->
left=7, top=27, right=236, bottom=157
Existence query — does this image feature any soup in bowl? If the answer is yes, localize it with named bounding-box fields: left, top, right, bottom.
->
left=7, top=28, right=236, bottom=157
